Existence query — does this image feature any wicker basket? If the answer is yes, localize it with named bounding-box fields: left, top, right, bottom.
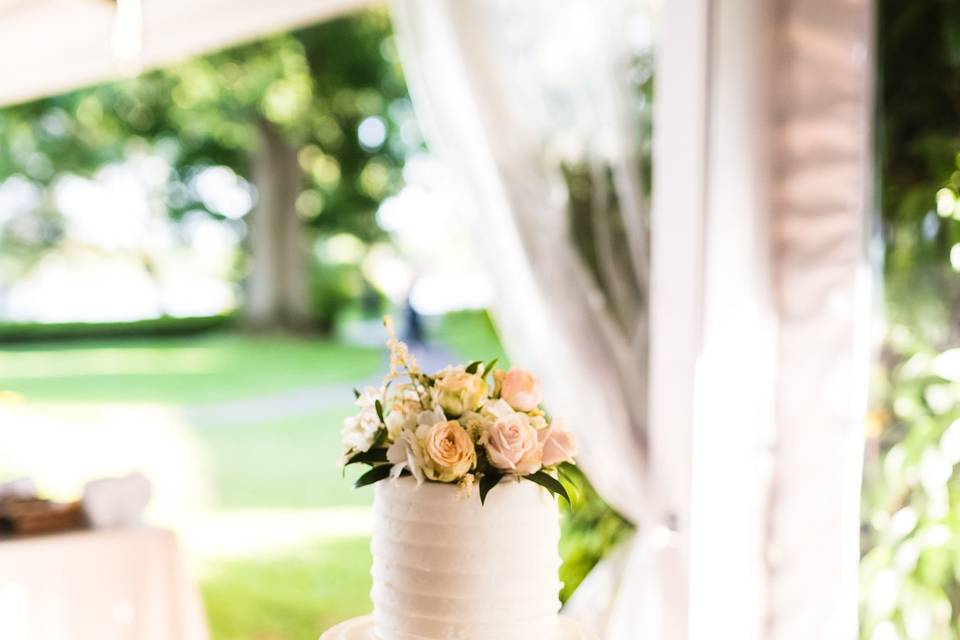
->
left=0, top=498, right=87, bottom=536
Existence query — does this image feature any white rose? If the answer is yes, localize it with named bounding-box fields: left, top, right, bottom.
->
left=417, top=407, right=446, bottom=429
left=483, top=398, right=515, bottom=420
left=341, top=386, right=387, bottom=454
left=385, top=410, right=415, bottom=440
left=341, top=415, right=377, bottom=453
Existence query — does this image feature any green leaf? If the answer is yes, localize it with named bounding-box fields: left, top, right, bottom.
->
left=479, top=472, right=504, bottom=505
left=482, top=358, right=499, bottom=377
left=465, top=360, right=483, bottom=374
left=557, top=461, right=578, bottom=485
left=354, top=464, right=392, bottom=489
left=373, top=426, right=389, bottom=447
left=557, top=463, right=581, bottom=506
left=353, top=388, right=361, bottom=399
left=375, top=399, right=385, bottom=424
left=526, top=471, right=571, bottom=505
left=345, top=448, right=388, bottom=466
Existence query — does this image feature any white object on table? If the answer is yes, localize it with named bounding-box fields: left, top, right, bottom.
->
left=319, top=615, right=596, bottom=640
left=0, top=478, right=37, bottom=500
left=0, top=527, right=209, bottom=640
left=82, top=472, right=152, bottom=529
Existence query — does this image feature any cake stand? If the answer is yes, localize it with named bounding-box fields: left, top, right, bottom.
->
left=320, top=615, right=595, bottom=639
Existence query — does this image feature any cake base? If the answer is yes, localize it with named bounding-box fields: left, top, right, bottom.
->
left=320, top=615, right=595, bottom=640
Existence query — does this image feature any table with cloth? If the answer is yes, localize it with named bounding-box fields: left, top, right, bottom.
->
left=0, top=527, right=208, bottom=640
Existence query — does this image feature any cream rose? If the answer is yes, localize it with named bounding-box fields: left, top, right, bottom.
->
left=435, top=370, right=488, bottom=417
left=418, top=420, right=476, bottom=482
left=501, top=368, right=542, bottom=412
left=482, top=413, right=542, bottom=475
left=538, top=419, right=578, bottom=467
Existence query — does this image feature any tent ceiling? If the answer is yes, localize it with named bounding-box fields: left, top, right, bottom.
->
left=0, top=0, right=377, bottom=107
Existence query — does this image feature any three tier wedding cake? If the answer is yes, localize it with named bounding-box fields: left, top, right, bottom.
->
left=330, top=318, right=581, bottom=640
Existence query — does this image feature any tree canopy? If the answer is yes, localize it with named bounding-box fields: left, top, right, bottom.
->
left=0, top=10, right=415, bottom=321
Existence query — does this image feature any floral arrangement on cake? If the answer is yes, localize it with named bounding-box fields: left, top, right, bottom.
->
left=340, top=318, right=578, bottom=503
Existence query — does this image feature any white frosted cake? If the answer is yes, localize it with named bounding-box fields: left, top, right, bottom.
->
left=370, top=477, right=562, bottom=640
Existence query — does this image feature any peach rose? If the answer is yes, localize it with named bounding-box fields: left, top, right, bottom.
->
left=501, top=368, right=542, bottom=412
left=482, top=413, right=542, bottom=475
left=435, top=370, right=488, bottom=417
left=419, top=420, right=476, bottom=482
left=538, top=419, right=578, bottom=467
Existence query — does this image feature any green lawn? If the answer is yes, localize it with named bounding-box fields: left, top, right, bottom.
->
left=431, top=310, right=510, bottom=366
left=197, top=409, right=371, bottom=510
left=201, top=536, right=372, bottom=640
left=0, top=334, right=383, bottom=404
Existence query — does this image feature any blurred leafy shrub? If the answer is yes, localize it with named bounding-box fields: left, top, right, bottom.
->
left=0, top=314, right=232, bottom=343
left=559, top=457, right=634, bottom=603
left=861, top=327, right=960, bottom=639
left=861, top=2, right=960, bottom=637
left=309, top=263, right=382, bottom=332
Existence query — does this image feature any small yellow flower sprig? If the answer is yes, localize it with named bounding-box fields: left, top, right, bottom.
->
left=383, top=316, right=430, bottom=408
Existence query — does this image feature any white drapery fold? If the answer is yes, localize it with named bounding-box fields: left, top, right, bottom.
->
left=389, top=0, right=651, bottom=523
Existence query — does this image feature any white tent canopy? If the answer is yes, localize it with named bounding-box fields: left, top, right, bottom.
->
left=0, top=0, right=375, bottom=107
left=0, top=0, right=875, bottom=637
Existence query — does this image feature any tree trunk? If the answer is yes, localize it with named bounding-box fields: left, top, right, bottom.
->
left=245, top=118, right=312, bottom=331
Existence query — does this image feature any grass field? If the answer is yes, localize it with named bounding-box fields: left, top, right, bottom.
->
left=0, top=333, right=383, bottom=404
left=197, top=409, right=370, bottom=510
left=201, top=536, right=373, bottom=640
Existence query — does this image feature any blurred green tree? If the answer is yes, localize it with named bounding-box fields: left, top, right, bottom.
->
left=861, top=2, right=960, bottom=638
left=0, top=10, right=416, bottom=329
left=879, top=0, right=960, bottom=338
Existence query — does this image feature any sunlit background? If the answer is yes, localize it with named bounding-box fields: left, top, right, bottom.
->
left=2, top=2, right=960, bottom=639
left=0, top=10, right=623, bottom=639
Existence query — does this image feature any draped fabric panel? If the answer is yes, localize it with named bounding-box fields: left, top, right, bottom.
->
left=765, top=1, right=874, bottom=637
left=654, top=1, right=873, bottom=637
left=389, top=2, right=656, bottom=636
left=389, top=0, right=651, bottom=522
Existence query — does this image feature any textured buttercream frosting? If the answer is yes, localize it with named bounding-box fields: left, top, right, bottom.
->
left=371, top=477, right=562, bottom=640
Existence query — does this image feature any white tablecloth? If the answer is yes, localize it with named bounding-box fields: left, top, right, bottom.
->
left=0, top=527, right=209, bottom=640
